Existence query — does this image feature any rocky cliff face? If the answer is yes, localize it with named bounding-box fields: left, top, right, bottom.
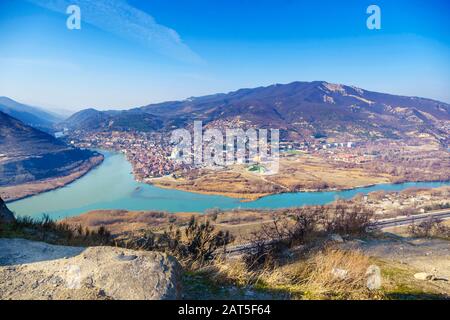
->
left=0, top=239, right=182, bottom=300
left=0, top=197, right=14, bottom=223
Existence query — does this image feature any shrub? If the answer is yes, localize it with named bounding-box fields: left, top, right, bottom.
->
left=408, top=218, right=450, bottom=239
left=5, top=214, right=112, bottom=246
left=123, top=216, right=233, bottom=268
left=243, top=203, right=375, bottom=271
left=243, top=209, right=322, bottom=270
left=243, top=229, right=286, bottom=270
left=205, top=207, right=222, bottom=221
left=325, top=202, right=374, bottom=236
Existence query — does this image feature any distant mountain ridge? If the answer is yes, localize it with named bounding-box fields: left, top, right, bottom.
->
left=61, top=109, right=164, bottom=132
left=0, top=111, right=66, bottom=158
left=60, top=81, right=450, bottom=142
left=0, top=111, right=100, bottom=187
left=0, top=97, right=64, bottom=133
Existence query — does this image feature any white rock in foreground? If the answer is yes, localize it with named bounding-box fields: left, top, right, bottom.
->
left=413, top=272, right=433, bottom=281
left=0, top=239, right=181, bottom=300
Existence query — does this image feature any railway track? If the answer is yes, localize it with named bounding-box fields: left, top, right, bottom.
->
left=222, top=209, right=450, bottom=255
left=369, top=209, right=450, bottom=230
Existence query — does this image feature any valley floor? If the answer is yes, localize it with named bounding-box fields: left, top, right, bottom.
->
left=63, top=186, right=450, bottom=241
left=149, top=142, right=450, bottom=201
left=149, top=154, right=393, bottom=200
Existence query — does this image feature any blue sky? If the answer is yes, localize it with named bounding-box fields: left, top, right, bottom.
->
left=0, top=0, right=449, bottom=111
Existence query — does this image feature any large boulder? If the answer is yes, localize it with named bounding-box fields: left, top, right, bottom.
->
left=0, top=196, right=15, bottom=223
left=0, top=239, right=182, bottom=300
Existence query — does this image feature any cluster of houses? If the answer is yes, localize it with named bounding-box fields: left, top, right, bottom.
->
left=66, top=131, right=191, bottom=179
left=279, top=140, right=355, bottom=153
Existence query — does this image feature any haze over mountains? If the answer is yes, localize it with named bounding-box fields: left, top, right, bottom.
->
left=2, top=80, right=449, bottom=143
left=0, top=81, right=449, bottom=198
left=0, top=111, right=65, bottom=158
left=61, top=81, right=450, bottom=142
left=0, top=97, right=64, bottom=133
left=0, top=111, right=100, bottom=187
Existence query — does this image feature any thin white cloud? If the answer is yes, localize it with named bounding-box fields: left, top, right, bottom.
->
left=25, top=0, right=201, bottom=63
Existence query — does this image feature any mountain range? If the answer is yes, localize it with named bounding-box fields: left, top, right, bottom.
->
left=1, top=81, right=449, bottom=190
left=0, top=111, right=100, bottom=187
left=0, top=97, right=64, bottom=133
left=60, top=81, right=450, bottom=142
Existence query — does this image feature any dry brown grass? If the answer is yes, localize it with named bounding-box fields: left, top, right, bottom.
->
left=205, top=247, right=383, bottom=300
left=150, top=154, right=394, bottom=199
left=290, top=248, right=375, bottom=299
left=64, top=209, right=277, bottom=243
left=266, top=155, right=392, bottom=192
left=151, top=168, right=276, bottom=200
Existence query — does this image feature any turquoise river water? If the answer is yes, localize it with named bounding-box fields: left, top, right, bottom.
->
left=8, top=150, right=450, bottom=220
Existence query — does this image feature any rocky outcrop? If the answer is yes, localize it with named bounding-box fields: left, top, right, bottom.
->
left=0, top=196, right=15, bottom=223
left=0, top=239, right=182, bottom=300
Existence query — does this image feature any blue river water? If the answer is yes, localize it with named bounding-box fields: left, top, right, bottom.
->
left=8, top=150, right=450, bottom=220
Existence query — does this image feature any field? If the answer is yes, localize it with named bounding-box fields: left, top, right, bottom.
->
left=150, top=154, right=393, bottom=200
left=150, top=141, right=449, bottom=201
left=64, top=209, right=275, bottom=243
